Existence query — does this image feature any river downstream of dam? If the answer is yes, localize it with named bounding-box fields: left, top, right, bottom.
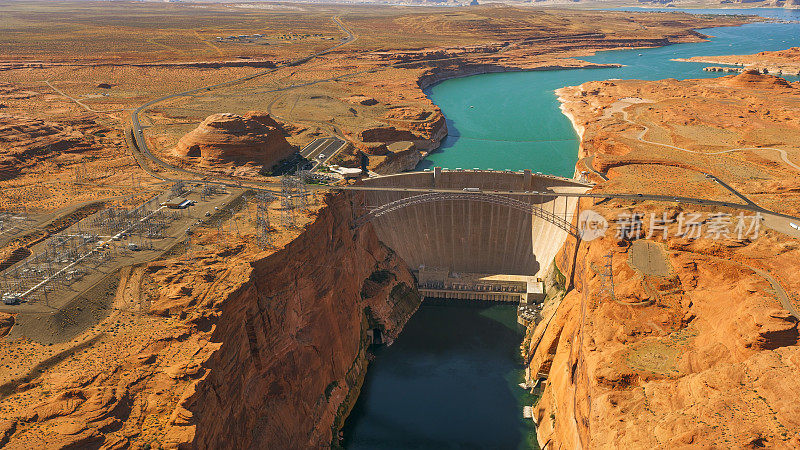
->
left=343, top=9, right=800, bottom=449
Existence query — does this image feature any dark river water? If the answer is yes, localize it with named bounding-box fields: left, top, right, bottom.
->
left=343, top=8, right=800, bottom=449
left=342, top=302, right=537, bottom=449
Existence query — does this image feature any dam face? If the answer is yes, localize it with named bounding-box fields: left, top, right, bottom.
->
left=357, top=169, right=590, bottom=291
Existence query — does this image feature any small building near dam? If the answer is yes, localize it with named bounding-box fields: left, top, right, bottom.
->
left=162, top=197, right=194, bottom=209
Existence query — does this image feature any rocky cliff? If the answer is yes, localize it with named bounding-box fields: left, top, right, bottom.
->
left=528, top=227, right=800, bottom=448
left=525, top=72, right=800, bottom=449
left=682, top=47, right=800, bottom=77
left=345, top=106, right=447, bottom=172
left=0, top=192, right=421, bottom=448
left=184, top=193, right=421, bottom=448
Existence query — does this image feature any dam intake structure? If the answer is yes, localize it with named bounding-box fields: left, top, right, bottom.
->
left=350, top=168, right=591, bottom=309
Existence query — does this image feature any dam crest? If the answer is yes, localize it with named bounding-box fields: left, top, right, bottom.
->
left=353, top=168, right=591, bottom=306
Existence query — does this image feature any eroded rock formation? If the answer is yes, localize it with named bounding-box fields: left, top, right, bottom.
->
left=0, top=113, right=105, bottom=180
left=720, top=69, right=794, bottom=89
left=342, top=95, right=379, bottom=106
left=175, top=111, right=296, bottom=171
left=685, top=47, right=800, bottom=77
left=0, top=313, right=13, bottom=338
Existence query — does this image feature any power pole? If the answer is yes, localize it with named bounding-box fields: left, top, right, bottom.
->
left=597, top=251, right=614, bottom=306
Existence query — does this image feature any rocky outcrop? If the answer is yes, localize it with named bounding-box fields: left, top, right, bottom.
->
left=0, top=313, right=13, bottom=338
left=359, top=142, right=390, bottom=156
left=351, top=106, right=446, bottom=170
left=343, top=140, right=423, bottom=173
left=342, top=95, right=378, bottom=106
left=175, top=111, right=296, bottom=170
left=359, top=126, right=419, bottom=144
left=382, top=106, right=447, bottom=148
left=720, top=69, right=794, bottom=89
left=0, top=113, right=104, bottom=180
left=371, top=142, right=424, bottom=175
left=683, top=47, right=800, bottom=77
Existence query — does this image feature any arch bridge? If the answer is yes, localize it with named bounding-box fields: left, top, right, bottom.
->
left=349, top=168, right=591, bottom=280
left=355, top=191, right=579, bottom=237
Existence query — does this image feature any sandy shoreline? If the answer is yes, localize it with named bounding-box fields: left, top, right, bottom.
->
left=555, top=87, right=585, bottom=146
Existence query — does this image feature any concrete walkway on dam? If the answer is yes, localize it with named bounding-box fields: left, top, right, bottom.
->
left=356, top=169, right=590, bottom=279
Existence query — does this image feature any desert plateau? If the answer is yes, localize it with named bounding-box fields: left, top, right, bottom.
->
left=0, top=1, right=799, bottom=449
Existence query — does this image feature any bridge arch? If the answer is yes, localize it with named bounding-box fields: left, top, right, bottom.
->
left=356, top=191, right=578, bottom=237
left=353, top=169, right=590, bottom=277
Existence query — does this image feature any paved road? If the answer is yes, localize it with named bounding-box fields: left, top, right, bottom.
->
left=105, top=157, right=800, bottom=226
left=580, top=154, right=762, bottom=210
left=748, top=266, right=800, bottom=320
left=123, top=15, right=800, bottom=227
left=703, top=172, right=757, bottom=207
left=703, top=253, right=800, bottom=320
left=332, top=184, right=800, bottom=218
left=117, top=136, right=800, bottom=226
left=300, top=138, right=334, bottom=160
left=609, top=97, right=800, bottom=174
left=317, top=138, right=346, bottom=163
left=580, top=156, right=609, bottom=181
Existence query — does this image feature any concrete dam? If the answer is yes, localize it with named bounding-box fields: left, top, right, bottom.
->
left=354, top=169, right=591, bottom=303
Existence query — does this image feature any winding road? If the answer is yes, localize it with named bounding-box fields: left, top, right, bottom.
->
left=122, top=17, right=800, bottom=229
left=583, top=96, right=800, bottom=210
left=606, top=96, right=800, bottom=174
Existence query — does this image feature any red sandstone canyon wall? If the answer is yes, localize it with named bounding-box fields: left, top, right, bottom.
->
left=184, top=193, right=421, bottom=448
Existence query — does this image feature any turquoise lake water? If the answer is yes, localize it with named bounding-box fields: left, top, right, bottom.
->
left=345, top=9, right=800, bottom=450
left=419, top=9, right=800, bottom=176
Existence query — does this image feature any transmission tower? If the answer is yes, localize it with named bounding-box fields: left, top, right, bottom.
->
left=280, top=177, right=298, bottom=228
left=597, top=251, right=614, bottom=305
left=171, top=181, right=185, bottom=198
left=254, top=192, right=275, bottom=248
left=74, top=164, right=87, bottom=184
